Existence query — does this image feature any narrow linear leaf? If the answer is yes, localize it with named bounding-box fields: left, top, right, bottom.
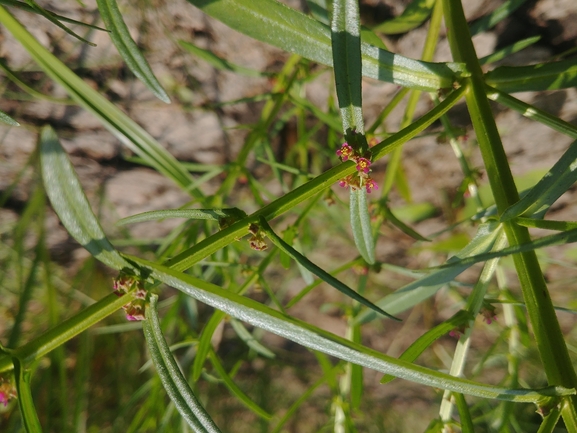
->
left=179, top=41, right=265, bottom=77
left=453, top=393, right=475, bottom=433
left=187, top=0, right=465, bottom=91
left=381, top=310, right=472, bottom=384
left=501, top=139, right=577, bottom=220
left=350, top=188, right=376, bottom=264
left=259, top=216, right=399, bottom=320
left=486, top=58, right=577, bottom=93
left=0, top=293, right=134, bottom=373
left=23, top=0, right=96, bottom=46
left=537, top=403, right=562, bottom=433
left=486, top=85, right=577, bottom=139
left=144, top=295, right=222, bottom=433
left=479, top=36, right=541, bottom=65
left=96, top=0, right=170, bottom=102
left=39, top=126, right=130, bottom=271
left=357, top=221, right=502, bottom=324
left=229, top=318, right=275, bottom=359
left=0, top=109, right=19, bottom=126
left=192, top=311, right=226, bottom=382
left=164, top=86, right=465, bottom=273
left=0, top=7, right=196, bottom=193
left=118, top=208, right=247, bottom=226
left=438, top=226, right=577, bottom=270
left=382, top=202, right=430, bottom=241
left=331, top=0, right=364, bottom=134
left=208, top=350, right=272, bottom=419
left=373, top=0, right=435, bottom=35
left=13, top=357, right=42, bottom=433
left=515, top=217, right=577, bottom=232
left=125, top=254, right=575, bottom=402
left=469, top=0, right=527, bottom=36
left=1, top=0, right=107, bottom=30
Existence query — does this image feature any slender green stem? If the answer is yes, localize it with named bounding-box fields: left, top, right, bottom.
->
left=0, top=292, right=134, bottom=372
left=443, top=0, right=577, bottom=427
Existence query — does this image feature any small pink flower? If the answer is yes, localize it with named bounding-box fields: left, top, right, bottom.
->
left=480, top=306, right=497, bottom=324
left=356, top=157, right=371, bottom=174
left=0, top=391, right=8, bottom=406
left=336, top=143, right=354, bottom=161
left=365, top=178, right=378, bottom=193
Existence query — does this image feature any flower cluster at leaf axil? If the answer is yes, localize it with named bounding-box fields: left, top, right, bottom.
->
left=248, top=223, right=267, bottom=251
left=113, top=274, right=148, bottom=321
left=336, top=142, right=378, bottom=193
left=0, top=376, right=16, bottom=407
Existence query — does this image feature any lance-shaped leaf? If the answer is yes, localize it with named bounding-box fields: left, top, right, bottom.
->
left=259, top=216, right=399, bottom=320
left=0, top=7, right=196, bottom=194
left=13, top=357, right=42, bottom=433
left=381, top=203, right=430, bottom=241
left=1, top=0, right=107, bottom=30
left=373, top=0, right=435, bottom=35
left=40, top=126, right=130, bottom=271
left=501, top=139, right=577, bottom=220
left=96, top=0, right=170, bottom=103
left=486, top=59, right=577, bottom=93
left=350, top=188, right=376, bottom=264
left=229, top=318, right=275, bottom=359
left=479, top=36, right=540, bottom=66
left=0, top=109, right=19, bottom=126
left=144, top=295, right=222, bottom=433
left=23, top=0, right=96, bottom=46
left=381, top=310, right=472, bottom=384
left=469, top=0, right=528, bottom=36
left=117, top=208, right=247, bottom=226
left=357, top=221, right=502, bottom=324
left=331, top=0, right=364, bottom=134
left=179, top=41, right=265, bottom=77
left=186, top=0, right=465, bottom=91
left=124, top=254, right=575, bottom=402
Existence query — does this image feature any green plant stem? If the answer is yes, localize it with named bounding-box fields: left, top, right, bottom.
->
left=165, top=85, right=467, bottom=272
left=443, top=0, right=577, bottom=427
left=0, top=292, right=134, bottom=372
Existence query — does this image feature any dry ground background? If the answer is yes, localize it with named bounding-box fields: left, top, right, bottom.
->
left=1, top=0, right=577, bottom=431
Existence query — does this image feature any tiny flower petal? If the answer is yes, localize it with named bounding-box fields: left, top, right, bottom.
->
left=365, top=178, right=378, bottom=193
left=356, top=158, right=371, bottom=174
left=336, top=143, right=354, bottom=161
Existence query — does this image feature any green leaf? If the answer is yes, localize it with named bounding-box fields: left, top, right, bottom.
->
left=486, top=59, right=577, bottom=93
left=501, top=139, right=577, bottom=220
left=479, top=36, right=540, bottom=65
left=514, top=218, right=577, bottom=232
left=331, top=0, right=364, bottom=134
left=380, top=310, right=471, bottom=384
left=0, top=293, right=135, bottom=372
left=357, top=221, right=502, bottom=324
left=192, top=311, right=226, bottom=382
left=0, top=0, right=107, bottom=30
left=117, top=208, right=247, bottom=226
left=0, top=109, right=19, bottom=126
left=96, top=0, right=170, bottom=102
left=13, top=357, right=43, bottom=433
left=0, top=6, right=196, bottom=193
left=469, top=0, right=528, bottom=36
left=209, top=350, right=272, bottom=419
left=259, top=217, right=399, bottom=320
left=349, top=188, right=376, bottom=264
left=373, top=0, right=435, bottom=35
left=23, top=0, right=96, bottom=46
left=186, top=0, right=465, bottom=91
left=39, top=126, right=130, bottom=271
left=454, top=393, right=475, bottom=433
left=381, top=203, right=430, bottom=241
left=125, top=254, right=575, bottom=402
left=229, top=318, right=275, bottom=359
left=143, top=295, right=222, bottom=433
left=179, top=40, right=265, bottom=77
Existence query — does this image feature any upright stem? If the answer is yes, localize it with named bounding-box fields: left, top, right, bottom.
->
left=442, top=0, right=577, bottom=426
